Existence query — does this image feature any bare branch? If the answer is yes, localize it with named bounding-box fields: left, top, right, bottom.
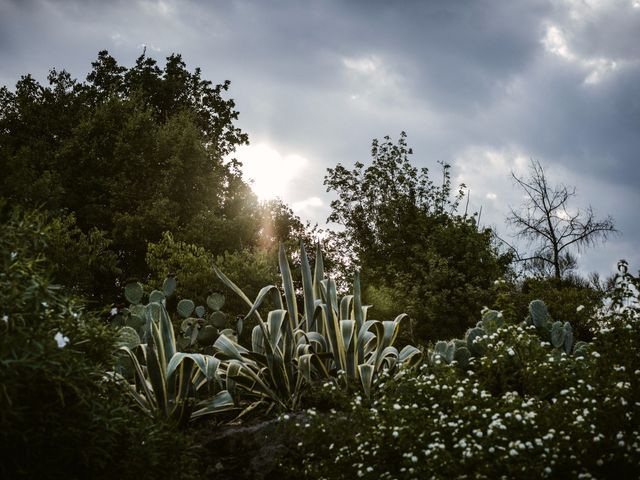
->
left=507, top=159, right=616, bottom=279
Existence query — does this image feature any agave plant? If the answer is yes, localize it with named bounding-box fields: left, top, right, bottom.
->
left=213, top=242, right=421, bottom=411
left=118, top=300, right=235, bottom=425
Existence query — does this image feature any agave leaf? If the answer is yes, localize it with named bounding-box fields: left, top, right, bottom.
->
left=399, top=345, right=422, bottom=366
left=251, top=324, right=265, bottom=353
left=300, top=241, right=317, bottom=332
left=339, top=319, right=357, bottom=380
left=304, top=331, right=329, bottom=352
left=358, top=364, right=375, bottom=399
left=321, top=282, right=344, bottom=370
left=267, top=309, right=287, bottom=351
left=278, top=243, right=299, bottom=332
left=240, top=285, right=281, bottom=323
left=144, top=333, right=168, bottom=417
left=313, top=243, right=325, bottom=299
left=214, top=334, right=249, bottom=362
left=191, top=390, right=236, bottom=419
left=340, top=295, right=354, bottom=321
left=119, top=346, right=156, bottom=411
left=377, top=345, right=400, bottom=371
left=214, top=265, right=264, bottom=319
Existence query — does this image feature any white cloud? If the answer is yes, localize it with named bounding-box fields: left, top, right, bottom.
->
left=234, top=143, right=310, bottom=201
left=342, top=55, right=379, bottom=75
left=292, top=196, right=323, bottom=217
left=542, top=23, right=619, bottom=84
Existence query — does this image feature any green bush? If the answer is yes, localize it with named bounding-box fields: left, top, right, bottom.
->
left=0, top=207, right=201, bottom=479
left=277, top=310, right=640, bottom=479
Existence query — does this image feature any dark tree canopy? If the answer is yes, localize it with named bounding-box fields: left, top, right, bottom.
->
left=0, top=51, right=307, bottom=301
left=325, top=133, right=512, bottom=341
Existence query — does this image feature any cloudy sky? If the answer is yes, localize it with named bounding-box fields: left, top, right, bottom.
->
left=1, top=0, right=638, bottom=277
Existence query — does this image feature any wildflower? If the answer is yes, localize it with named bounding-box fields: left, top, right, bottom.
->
left=54, top=332, right=70, bottom=348
left=110, top=307, right=119, bottom=316
left=1, top=314, right=7, bottom=323
left=576, top=305, right=585, bottom=312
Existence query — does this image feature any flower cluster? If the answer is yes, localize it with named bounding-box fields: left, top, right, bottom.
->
left=280, top=315, right=640, bottom=479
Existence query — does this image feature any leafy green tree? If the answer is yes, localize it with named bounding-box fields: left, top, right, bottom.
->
left=325, top=133, right=512, bottom=342
left=0, top=50, right=256, bottom=295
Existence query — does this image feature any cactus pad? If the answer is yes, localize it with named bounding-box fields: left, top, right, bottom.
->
left=116, top=326, right=141, bottom=350
left=149, top=290, right=165, bottom=304
left=207, top=292, right=225, bottom=311
left=551, top=321, right=565, bottom=348
left=162, top=276, right=177, bottom=297
left=124, top=282, right=144, bottom=304
left=209, top=311, right=227, bottom=329
left=177, top=299, right=195, bottom=318
left=197, top=325, right=218, bottom=345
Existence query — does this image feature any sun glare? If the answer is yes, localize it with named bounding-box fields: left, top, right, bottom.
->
left=234, top=143, right=308, bottom=201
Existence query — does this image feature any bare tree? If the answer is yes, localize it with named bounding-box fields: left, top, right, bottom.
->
left=506, top=160, right=616, bottom=279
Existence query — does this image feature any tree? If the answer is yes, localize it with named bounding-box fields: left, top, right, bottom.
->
left=325, top=133, right=512, bottom=341
left=0, top=50, right=262, bottom=297
left=506, top=159, right=616, bottom=279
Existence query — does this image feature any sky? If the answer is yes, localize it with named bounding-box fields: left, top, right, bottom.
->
left=1, top=0, right=638, bottom=277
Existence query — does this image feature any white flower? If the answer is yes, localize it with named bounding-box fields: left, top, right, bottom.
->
left=110, top=307, right=119, bottom=316
left=54, top=332, right=70, bottom=348
left=576, top=305, right=585, bottom=312
left=1, top=314, right=8, bottom=323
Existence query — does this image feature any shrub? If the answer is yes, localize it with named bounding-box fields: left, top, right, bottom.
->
left=277, top=307, right=640, bottom=479
left=0, top=207, right=201, bottom=479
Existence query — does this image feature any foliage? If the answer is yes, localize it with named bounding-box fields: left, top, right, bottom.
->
left=145, top=231, right=280, bottom=345
left=493, top=275, right=603, bottom=342
left=0, top=201, right=120, bottom=304
left=0, top=206, right=202, bottom=479
left=0, top=50, right=256, bottom=284
left=117, top=299, right=235, bottom=425
left=278, top=302, right=640, bottom=479
left=506, top=159, right=616, bottom=279
left=325, top=133, right=512, bottom=341
left=213, top=243, right=422, bottom=412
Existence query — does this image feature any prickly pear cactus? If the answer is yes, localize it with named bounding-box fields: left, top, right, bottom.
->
left=115, top=326, right=141, bottom=350
left=454, top=346, right=471, bottom=368
left=177, top=299, right=195, bottom=318
left=466, top=327, right=487, bottom=356
left=529, top=300, right=550, bottom=328
left=197, top=325, right=218, bottom=345
left=481, top=309, right=504, bottom=334
left=148, top=290, right=165, bottom=304
left=209, top=311, right=227, bottom=329
left=207, top=292, right=225, bottom=311
left=563, top=322, right=573, bottom=354
left=551, top=321, right=565, bottom=348
left=162, top=276, right=177, bottom=297
left=124, top=282, right=144, bottom=304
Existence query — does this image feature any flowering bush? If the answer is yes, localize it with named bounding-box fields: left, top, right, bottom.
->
left=278, top=313, right=640, bottom=479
